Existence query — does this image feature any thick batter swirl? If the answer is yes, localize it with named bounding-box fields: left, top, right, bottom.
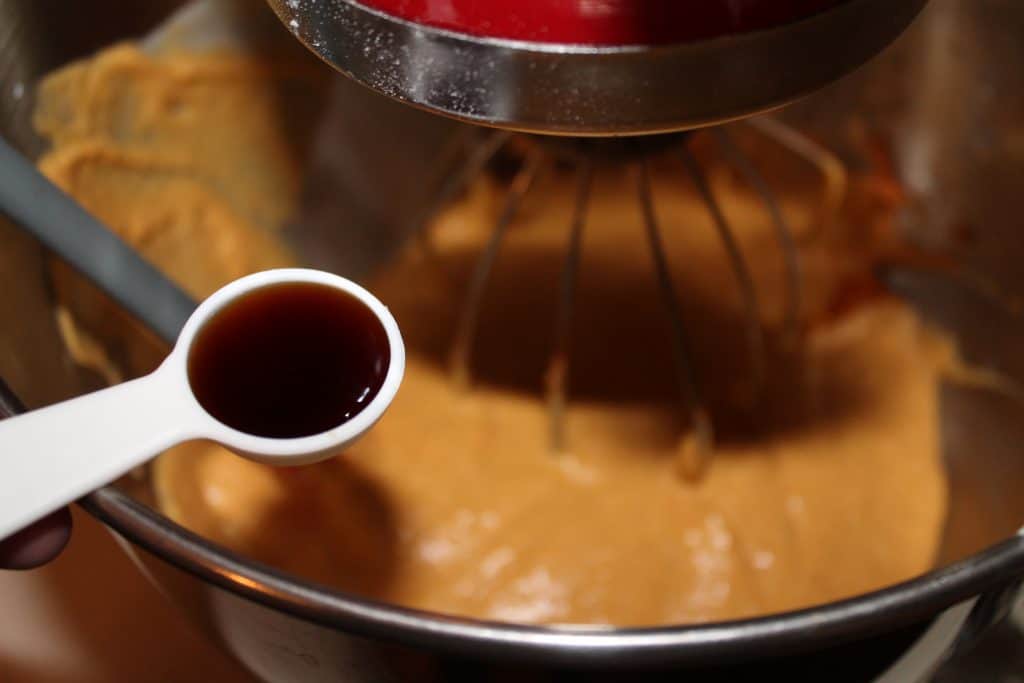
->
left=37, top=44, right=950, bottom=626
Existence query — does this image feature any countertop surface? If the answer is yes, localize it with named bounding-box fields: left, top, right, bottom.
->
left=0, top=507, right=255, bottom=683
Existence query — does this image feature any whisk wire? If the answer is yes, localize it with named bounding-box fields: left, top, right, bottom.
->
left=544, top=160, right=594, bottom=454
left=744, top=117, right=847, bottom=242
left=638, top=160, right=714, bottom=480
left=715, top=128, right=803, bottom=345
left=449, top=149, right=543, bottom=389
left=680, top=145, right=766, bottom=402
left=435, top=127, right=836, bottom=476
left=415, top=129, right=512, bottom=258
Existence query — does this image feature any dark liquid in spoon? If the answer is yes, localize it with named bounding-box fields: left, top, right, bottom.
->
left=188, top=282, right=390, bottom=438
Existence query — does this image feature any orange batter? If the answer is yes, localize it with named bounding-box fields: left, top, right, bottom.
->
left=36, top=43, right=950, bottom=627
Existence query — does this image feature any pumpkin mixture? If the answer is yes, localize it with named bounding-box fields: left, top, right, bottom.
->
left=34, top=42, right=950, bottom=626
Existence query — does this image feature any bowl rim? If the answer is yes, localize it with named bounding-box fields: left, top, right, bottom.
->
left=82, top=485, right=1024, bottom=668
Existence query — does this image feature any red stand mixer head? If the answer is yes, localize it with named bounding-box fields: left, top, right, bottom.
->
left=268, top=0, right=928, bottom=135
left=357, top=0, right=847, bottom=45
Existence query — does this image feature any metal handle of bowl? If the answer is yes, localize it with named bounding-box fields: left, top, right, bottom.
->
left=0, top=136, right=195, bottom=343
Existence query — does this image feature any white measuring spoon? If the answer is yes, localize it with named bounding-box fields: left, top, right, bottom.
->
left=0, top=268, right=405, bottom=541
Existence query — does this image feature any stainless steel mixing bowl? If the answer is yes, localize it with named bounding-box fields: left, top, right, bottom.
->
left=2, top=0, right=1024, bottom=680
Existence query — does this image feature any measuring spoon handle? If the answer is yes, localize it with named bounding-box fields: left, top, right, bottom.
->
left=0, top=366, right=194, bottom=539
